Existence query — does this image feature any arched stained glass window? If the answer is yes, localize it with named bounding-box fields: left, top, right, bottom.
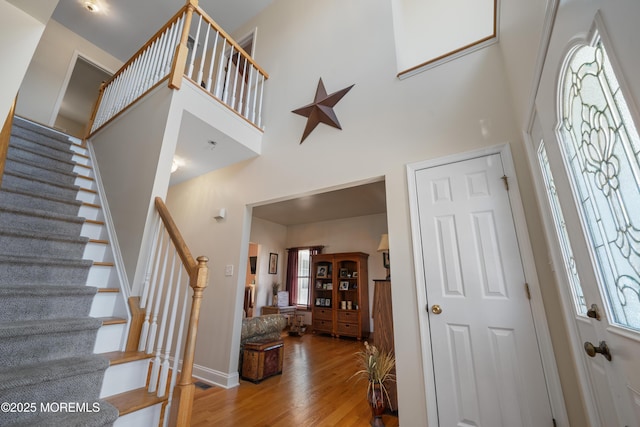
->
left=557, top=35, right=640, bottom=331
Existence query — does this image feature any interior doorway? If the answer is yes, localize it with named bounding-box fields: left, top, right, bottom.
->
left=52, top=55, right=111, bottom=138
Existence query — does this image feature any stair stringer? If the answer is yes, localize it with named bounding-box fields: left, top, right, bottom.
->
left=66, top=137, right=131, bottom=355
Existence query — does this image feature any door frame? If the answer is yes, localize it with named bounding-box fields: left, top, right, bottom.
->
left=406, top=143, right=569, bottom=426
left=49, top=49, right=115, bottom=128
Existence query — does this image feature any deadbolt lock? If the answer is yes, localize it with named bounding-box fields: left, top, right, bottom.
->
left=586, top=303, right=601, bottom=321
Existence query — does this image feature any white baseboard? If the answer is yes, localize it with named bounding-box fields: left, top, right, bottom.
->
left=192, top=363, right=239, bottom=389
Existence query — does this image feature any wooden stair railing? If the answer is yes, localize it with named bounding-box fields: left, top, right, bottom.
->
left=127, top=197, right=208, bottom=427
left=0, top=96, right=17, bottom=187
left=86, top=0, right=268, bottom=138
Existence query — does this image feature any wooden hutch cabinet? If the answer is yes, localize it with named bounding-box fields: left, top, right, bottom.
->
left=311, top=252, right=369, bottom=340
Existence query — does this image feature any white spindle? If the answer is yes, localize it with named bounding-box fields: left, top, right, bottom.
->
left=139, top=230, right=165, bottom=351
left=205, top=31, right=220, bottom=91
left=196, top=23, right=211, bottom=84
left=160, top=22, right=178, bottom=77
left=166, top=16, right=184, bottom=75
left=162, top=283, right=191, bottom=427
left=214, top=39, right=227, bottom=98
left=149, top=249, right=178, bottom=393
left=140, top=220, right=162, bottom=310
left=237, top=57, right=248, bottom=114
left=230, top=50, right=240, bottom=110
left=141, top=37, right=161, bottom=92
left=257, top=74, right=265, bottom=128
left=187, top=14, right=203, bottom=79
left=152, top=26, right=170, bottom=82
left=157, top=266, right=183, bottom=398
left=222, top=46, right=234, bottom=104
left=250, top=71, right=259, bottom=124
left=146, top=237, right=172, bottom=354
left=244, top=66, right=255, bottom=119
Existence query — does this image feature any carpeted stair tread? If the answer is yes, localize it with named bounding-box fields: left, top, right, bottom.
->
left=0, top=203, right=86, bottom=236
left=0, top=225, right=89, bottom=243
left=0, top=355, right=108, bottom=391
left=0, top=253, right=93, bottom=267
left=2, top=169, right=81, bottom=194
left=0, top=187, right=82, bottom=216
left=11, top=120, right=74, bottom=151
left=5, top=152, right=79, bottom=186
left=0, top=285, right=96, bottom=321
left=7, top=143, right=78, bottom=172
left=8, top=399, right=119, bottom=427
left=0, top=285, right=96, bottom=297
left=0, top=317, right=102, bottom=338
left=13, top=116, right=74, bottom=144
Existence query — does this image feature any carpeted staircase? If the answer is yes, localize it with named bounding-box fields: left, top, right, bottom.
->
left=0, top=117, right=119, bottom=426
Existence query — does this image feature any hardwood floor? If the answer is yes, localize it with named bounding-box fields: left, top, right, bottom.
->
left=191, top=333, right=400, bottom=426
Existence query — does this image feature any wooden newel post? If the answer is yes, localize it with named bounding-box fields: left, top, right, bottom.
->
left=169, top=0, right=198, bottom=90
left=168, top=255, right=208, bottom=427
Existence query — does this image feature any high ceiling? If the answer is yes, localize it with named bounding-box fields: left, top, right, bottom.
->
left=52, top=0, right=275, bottom=62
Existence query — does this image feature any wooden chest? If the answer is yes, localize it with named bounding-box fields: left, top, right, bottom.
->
left=241, top=339, right=284, bottom=383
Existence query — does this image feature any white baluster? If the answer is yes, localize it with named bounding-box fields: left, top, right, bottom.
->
left=196, top=23, right=210, bottom=85
left=140, top=38, right=160, bottom=93
left=139, top=229, right=165, bottom=351
left=149, top=249, right=178, bottom=393
left=205, top=31, right=220, bottom=91
left=187, top=14, right=202, bottom=79
left=222, top=46, right=234, bottom=104
left=166, top=15, right=184, bottom=76
left=146, top=236, right=171, bottom=354
left=140, top=219, right=162, bottom=310
left=250, top=70, right=259, bottom=124
left=257, top=74, right=265, bottom=128
left=151, top=26, right=170, bottom=83
left=238, top=56, right=248, bottom=114
left=157, top=265, right=183, bottom=397
left=230, top=50, right=240, bottom=110
left=163, top=283, right=190, bottom=427
left=214, top=39, right=227, bottom=98
left=160, top=21, right=178, bottom=78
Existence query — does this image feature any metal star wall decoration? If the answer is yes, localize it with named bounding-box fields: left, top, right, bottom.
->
left=292, top=78, right=354, bottom=143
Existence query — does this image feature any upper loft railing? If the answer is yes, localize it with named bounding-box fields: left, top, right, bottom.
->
left=87, top=0, right=268, bottom=137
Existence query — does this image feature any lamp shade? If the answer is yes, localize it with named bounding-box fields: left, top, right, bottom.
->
left=377, top=234, right=389, bottom=252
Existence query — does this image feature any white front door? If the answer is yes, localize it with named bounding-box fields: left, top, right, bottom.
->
left=410, top=151, right=553, bottom=426
left=527, top=16, right=640, bottom=426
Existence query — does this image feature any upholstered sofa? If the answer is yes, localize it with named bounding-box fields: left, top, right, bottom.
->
left=239, top=314, right=287, bottom=372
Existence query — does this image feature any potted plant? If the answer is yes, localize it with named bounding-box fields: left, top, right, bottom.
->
left=352, top=341, right=396, bottom=427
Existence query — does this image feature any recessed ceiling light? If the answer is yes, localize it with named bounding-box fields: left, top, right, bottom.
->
left=84, top=1, right=100, bottom=13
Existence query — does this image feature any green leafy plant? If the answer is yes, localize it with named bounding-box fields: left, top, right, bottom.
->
left=352, top=341, right=396, bottom=409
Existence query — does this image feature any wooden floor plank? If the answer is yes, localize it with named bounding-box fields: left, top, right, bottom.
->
left=191, top=334, right=399, bottom=426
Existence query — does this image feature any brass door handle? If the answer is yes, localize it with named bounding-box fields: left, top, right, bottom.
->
left=431, top=304, right=442, bottom=315
left=584, top=340, right=612, bottom=361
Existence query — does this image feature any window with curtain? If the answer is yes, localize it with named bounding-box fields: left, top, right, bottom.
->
left=286, top=246, right=323, bottom=308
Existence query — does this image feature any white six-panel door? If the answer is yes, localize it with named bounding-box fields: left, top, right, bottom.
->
left=412, top=152, right=553, bottom=426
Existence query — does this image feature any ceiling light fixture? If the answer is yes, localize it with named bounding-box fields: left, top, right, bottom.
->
left=84, top=1, right=100, bottom=13
left=171, top=159, right=180, bottom=173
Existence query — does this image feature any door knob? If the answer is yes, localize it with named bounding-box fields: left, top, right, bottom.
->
left=431, top=304, right=442, bottom=315
left=584, top=340, right=612, bottom=361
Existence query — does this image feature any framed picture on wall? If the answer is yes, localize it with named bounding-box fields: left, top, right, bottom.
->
left=269, top=253, right=278, bottom=274
left=317, top=265, right=329, bottom=278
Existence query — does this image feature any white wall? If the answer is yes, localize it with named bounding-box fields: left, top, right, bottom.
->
left=249, top=218, right=287, bottom=317
left=0, top=1, right=56, bottom=126
left=164, top=0, right=581, bottom=424
left=15, top=19, right=121, bottom=126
